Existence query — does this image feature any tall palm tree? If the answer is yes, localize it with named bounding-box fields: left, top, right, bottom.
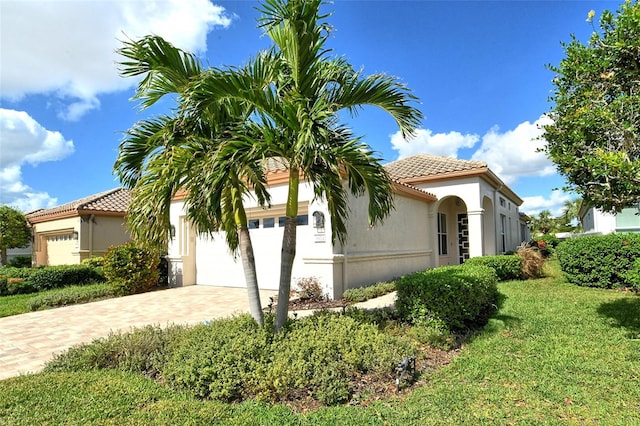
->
left=184, top=0, right=423, bottom=330
left=562, top=198, right=583, bottom=232
left=114, top=36, right=269, bottom=324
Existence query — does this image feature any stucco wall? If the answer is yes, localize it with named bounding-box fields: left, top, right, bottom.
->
left=79, top=215, right=130, bottom=260
left=330, top=192, right=434, bottom=297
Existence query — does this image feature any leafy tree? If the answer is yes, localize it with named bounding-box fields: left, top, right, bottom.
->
left=0, top=205, right=31, bottom=266
left=184, top=0, right=422, bottom=330
left=543, top=1, right=640, bottom=213
left=115, top=36, right=269, bottom=324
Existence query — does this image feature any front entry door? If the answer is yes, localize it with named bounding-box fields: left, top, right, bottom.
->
left=457, top=213, right=469, bottom=264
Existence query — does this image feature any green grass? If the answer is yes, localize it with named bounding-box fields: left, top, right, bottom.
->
left=1, top=262, right=639, bottom=425
left=0, top=283, right=116, bottom=317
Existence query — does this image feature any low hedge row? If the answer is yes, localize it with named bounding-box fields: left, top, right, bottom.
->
left=464, top=255, right=523, bottom=281
left=0, top=265, right=105, bottom=296
left=396, top=264, right=499, bottom=331
left=556, top=233, right=640, bottom=290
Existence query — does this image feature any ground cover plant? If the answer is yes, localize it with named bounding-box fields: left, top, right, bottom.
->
left=2, top=261, right=638, bottom=424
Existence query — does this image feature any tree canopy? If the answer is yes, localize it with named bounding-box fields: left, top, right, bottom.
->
left=543, top=1, right=640, bottom=213
left=0, top=205, right=31, bottom=266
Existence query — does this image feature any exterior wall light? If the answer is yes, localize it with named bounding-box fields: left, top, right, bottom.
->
left=312, top=211, right=325, bottom=231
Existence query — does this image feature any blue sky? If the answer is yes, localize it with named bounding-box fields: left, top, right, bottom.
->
left=1, top=0, right=611, bottom=216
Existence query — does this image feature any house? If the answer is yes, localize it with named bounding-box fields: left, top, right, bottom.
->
left=26, top=188, right=131, bottom=266
left=167, top=154, right=526, bottom=299
left=578, top=201, right=640, bottom=235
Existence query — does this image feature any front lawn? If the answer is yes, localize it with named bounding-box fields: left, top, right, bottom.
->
left=1, top=262, right=639, bottom=425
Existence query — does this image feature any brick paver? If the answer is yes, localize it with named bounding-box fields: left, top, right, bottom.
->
left=0, top=286, right=277, bottom=380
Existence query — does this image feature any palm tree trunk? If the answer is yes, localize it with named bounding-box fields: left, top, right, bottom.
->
left=238, top=225, right=264, bottom=325
left=275, top=168, right=300, bottom=332
left=231, top=183, right=263, bottom=325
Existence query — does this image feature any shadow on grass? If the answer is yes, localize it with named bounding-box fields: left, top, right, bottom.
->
left=597, top=297, right=640, bottom=339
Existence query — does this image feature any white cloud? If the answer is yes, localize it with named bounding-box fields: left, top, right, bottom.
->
left=521, top=189, right=572, bottom=217
left=471, top=115, right=556, bottom=185
left=0, top=109, right=72, bottom=210
left=390, top=128, right=479, bottom=159
left=0, top=0, right=232, bottom=120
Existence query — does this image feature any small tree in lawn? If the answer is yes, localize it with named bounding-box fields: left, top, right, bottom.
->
left=0, top=205, right=31, bottom=266
left=543, top=1, right=640, bottom=213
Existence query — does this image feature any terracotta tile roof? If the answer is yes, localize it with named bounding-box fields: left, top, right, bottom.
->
left=384, top=154, right=487, bottom=181
left=26, top=188, right=130, bottom=223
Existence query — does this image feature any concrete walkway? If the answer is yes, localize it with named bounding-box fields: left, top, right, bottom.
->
left=0, top=287, right=397, bottom=381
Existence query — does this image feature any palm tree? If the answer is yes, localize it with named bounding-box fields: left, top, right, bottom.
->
left=562, top=198, right=583, bottom=232
left=184, top=0, right=423, bottom=330
left=114, top=36, right=269, bottom=324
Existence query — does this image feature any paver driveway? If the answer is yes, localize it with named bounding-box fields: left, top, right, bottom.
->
left=0, top=286, right=277, bottom=380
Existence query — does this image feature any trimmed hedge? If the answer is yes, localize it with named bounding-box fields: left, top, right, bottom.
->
left=28, top=265, right=105, bottom=291
left=26, top=283, right=118, bottom=311
left=396, top=264, right=499, bottom=331
left=464, top=255, right=523, bottom=281
left=555, top=233, right=640, bottom=289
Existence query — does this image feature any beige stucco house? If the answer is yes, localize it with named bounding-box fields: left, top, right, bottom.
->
left=167, top=154, right=526, bottom=299
left=26, top=188, right=131, bottom=266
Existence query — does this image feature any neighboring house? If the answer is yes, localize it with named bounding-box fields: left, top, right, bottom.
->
left=26, top=188, right=131, bottom=266
left=579, top=201, right=640, bottom=235
left=167, top=154, right=526, bottom=299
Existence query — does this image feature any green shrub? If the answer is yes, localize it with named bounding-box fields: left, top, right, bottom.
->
left=81, top=256, right=105, bottom=268
left=464, top=255, right=523, bottom=281
left=45, top=324, right=186, bottom=378
left=555, top=233, right=640, bottom=289
left=0, top=266, right=37, bottom=280
left=624, top=258, right=640, bottom=291
left=27, top=283, right=118, bottom=311
left=537, top=234, right=560, bottom=248
left=28, top=265, right=105, bottom=291
left=343, top=281, right=396, bottom=303
left=8, top=256, right=32, bottom=268
left=396, top=264, right=499, bottom=331
left=5, top=278, right=37, bottom=295
left=103, top=243, right=160, bottom=295
left=260, top=312, right=412, bottom=405
left=162, top=315, right=270, bottom=402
